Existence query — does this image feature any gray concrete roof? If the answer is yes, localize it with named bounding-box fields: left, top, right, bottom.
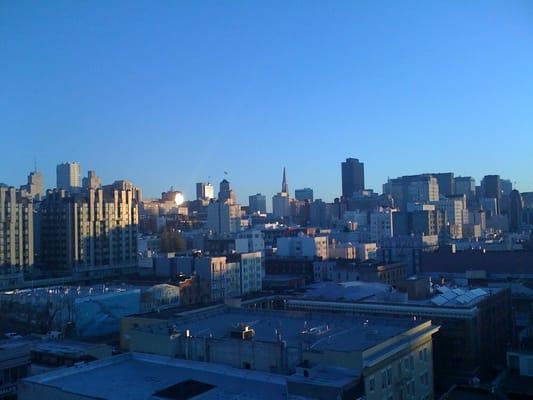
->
left=139, top=307, right=420, bottom=353
left=22, top=352, right=300, bottom=400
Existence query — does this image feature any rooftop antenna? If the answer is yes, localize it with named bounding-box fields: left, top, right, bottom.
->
left=33, top=157, right=37, bottom=172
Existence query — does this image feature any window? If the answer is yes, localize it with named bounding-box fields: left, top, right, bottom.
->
left=423, top=348, right=428, bottom=361
left=410, top=355, right=414, bottom=370
left=419, top=350, right=423, bottom=361
left=369, top=377, right=375, bottom=392
left=381, top=371, right=387, bottom=389
left=386, top=368, right=392, bottom=386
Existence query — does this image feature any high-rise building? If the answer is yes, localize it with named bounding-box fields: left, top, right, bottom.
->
left=509, top=190, right=523, bottom=233
left=272, top=192, right=290, bottom=219
left=295, top=188, right=314, bottom=202
left=0, top=187, right=34, bottom=272
left=272, top=169, right=291, bottom=218
left=281, top=167, right=289, bottom=194
left=341, top=158, right=365, bottom=199
left=481, top=175, right=501, bottom=214
left=454, top=176, right=476, bottom=199
left=433, top=173, right=454, bottom=197
left=386, top=174, right=439, bottom=210
left=196, top=182, right=214, bottom=201
left=207, top=201, right=241, bottom=234
left=82, top=170, right=102, bottom=190
left=56, top=162, right=81, bottom=192
left=21, top=170, right=44, bottom=200
left=218, top=179, right=236, bottom=205
left=248, top=193, right=266, bottom=214
left=39, top=185, right=139, bottom=274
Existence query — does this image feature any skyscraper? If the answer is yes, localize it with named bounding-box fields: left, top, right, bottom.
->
left=481, top=175, right=501, bottom=214
left=218, top=179, right=236, bottom=204
left=386, top=174, right=439, bottom=210
left=341, top=158, right=365, bottom=199
left=196, top=182, right=214, bottom=201
left=273, top=169, right=291, bottom=218
left=433, top=173, right=454, bottom=197
left=295, top=188, right=314, bottom=202
left=21, top=170, right=44, bottom=200
left=281, top=167, right=289, bottom=194
left=454, top=176, right=476, bottom=199
left=248, top=193, right=267, bottom=214
left=509, top=189, right=523, bottom=233
left=82, top=170, right=102, bottom=190
left=56, top=162, right=81, bottom=192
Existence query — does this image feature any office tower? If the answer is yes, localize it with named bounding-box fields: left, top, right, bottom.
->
left=39, top=185, right=139, bottom=272
left=454, top=177, right=476, bottom=199
left=56, top=162, right=81, bottom=192
left=82, top=170, right=102, bottom=190
left=295, top=188, right=314, bottom=202
left=0, top=187, right=34, bottom=271
left=248, top=193, right=267, bottom=214
left=218, top=179, right=236, bottom=205
left=196, top=182, right=214, bottom=201
left=21, top=170, right=44, bottom=200
left=500, top=179, right=513, bottom=214
left=433, top=197, right=466, bottom=238
left=341, top=158, right=365, bottom=199
left=509, top=190, right=523, bottom=233
left=207, top=201, right=241, bottom=234
left=434, top=173, right=454, bottom=197
left=309, top=199, right=332, bottom=227
left=272, top=169, right=291, bottom=218
left=272, top=192, right=290, bottom=218
left=387, top=174, right=439, bottom=210
left=481, top=175, right=501, bottom=214
left=281, top=167, right=289, bottom=194
left=501, top=179, right=513, bottom=197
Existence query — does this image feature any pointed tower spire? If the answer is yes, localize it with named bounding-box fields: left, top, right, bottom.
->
left=282, top=167, right=289, bottom=194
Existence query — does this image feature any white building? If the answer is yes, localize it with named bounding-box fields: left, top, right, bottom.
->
left=276, top=235, right=329, bottom=259
left=370, top=209, right=395, bottom=242
left=236, top=229, right=265, bottom=254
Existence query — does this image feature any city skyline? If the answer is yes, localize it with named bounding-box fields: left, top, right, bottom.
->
left=2, top=1, right=533, bottom=199
left=0, top=159, right=528, bottom=206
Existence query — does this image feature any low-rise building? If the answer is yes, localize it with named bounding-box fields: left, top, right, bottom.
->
left=276, top=235, right=328, bottom=259
left=125, top=306, right=439, bottom=400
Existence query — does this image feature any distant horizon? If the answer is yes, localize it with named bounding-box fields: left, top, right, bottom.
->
left=2, top=1, right=533, bottom=201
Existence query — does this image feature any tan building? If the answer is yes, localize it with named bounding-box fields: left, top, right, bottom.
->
left=0, top=187, right=34, bottom=277
left=40, top=184, right=139, bottom=275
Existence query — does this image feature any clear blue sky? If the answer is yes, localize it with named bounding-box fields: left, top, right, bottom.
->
left=1, top=1, right=533, bottom=202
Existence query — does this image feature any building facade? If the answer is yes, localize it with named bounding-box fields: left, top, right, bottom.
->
left=39, top=186, right=139, bottom=275
left=56, top=162, right=81, bottom=193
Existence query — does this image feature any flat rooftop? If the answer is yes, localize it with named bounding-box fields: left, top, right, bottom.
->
left=139, top=307, right=422, bottom=353
left=0, top=284, right=141, bottom=301
left=301, top=281, right=391, bottom=302
left=21, top=352, right=297, bottom=400
left=361, top=285, right=504, bottom=308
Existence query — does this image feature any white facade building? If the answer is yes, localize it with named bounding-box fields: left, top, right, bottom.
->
left=370, top=209, right=395, bottom=242
left=276, top=235, right=328, bottom=259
